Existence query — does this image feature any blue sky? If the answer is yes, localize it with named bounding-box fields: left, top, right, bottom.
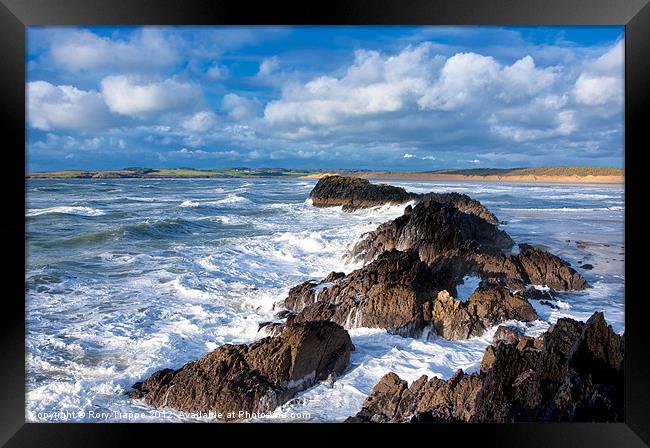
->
left=26, top=26, right=624, bottom=171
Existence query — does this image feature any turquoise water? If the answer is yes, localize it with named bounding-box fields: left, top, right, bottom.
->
left=26, top=178, right=624, bottom=422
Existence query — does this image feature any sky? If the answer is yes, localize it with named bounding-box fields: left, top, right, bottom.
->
left=26, top=26, right=624, bottom=172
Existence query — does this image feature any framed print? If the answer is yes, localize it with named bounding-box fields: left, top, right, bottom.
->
left=2, top=0, right=649, bottom=445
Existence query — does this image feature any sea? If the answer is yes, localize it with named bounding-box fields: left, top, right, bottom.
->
left=25, top=177, right=625, bottom=422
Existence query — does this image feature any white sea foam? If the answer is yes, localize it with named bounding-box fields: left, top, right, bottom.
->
left=179, top=200, right=200, bottom=208
left=502, top=206, right=623, bottom=212
left=27, top=206, right=106, bottom=217
left=212, top=194, right=252, bottom=205
left=25, top=178, right=625, bottom=422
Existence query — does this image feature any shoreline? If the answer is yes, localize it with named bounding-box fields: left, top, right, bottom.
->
left=25, top=172, right=624, bottom=185
left=300, top=172, right=624, bottom=185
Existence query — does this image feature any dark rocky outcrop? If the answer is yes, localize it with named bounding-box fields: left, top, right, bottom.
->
left=512, top=244, right=589, bottom=291
left=420, top=192, right=499, bottom=224
left=309, top=175, right=499, bottom=224
left=129, top=321, right=353, bottom=420
left=349, top=199, right=514, bottom=271
left=346, top=369, right=482, bottom=423
left=348, top=312, right=623, bottom=423
left=309, top=175, right=417, bottom=211
left=428, top=288, right=537, bottom=341
left=284, top=249, right=455, bottom=337
left=349, top=198, right=588, bottom=291
left=523, top=286, right=556, bottom=301
left=492, top=325, right=524, bottom=345
left=281, top=250, right=537, bottom=340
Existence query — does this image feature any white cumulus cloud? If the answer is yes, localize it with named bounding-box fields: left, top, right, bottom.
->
left=49, top=28, right=178, bottom=72
left=100, top=76, right=201, bottom=119
left=574, top=40, right=623, bottom=106
left=181, top=111, right=217, bottom=132
left=27, top=81, right=113, bottom=131
left=221, top=94, right=262, bottom=120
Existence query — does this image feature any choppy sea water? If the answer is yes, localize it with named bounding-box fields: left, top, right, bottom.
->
left=25, top=178, right=624, bottom=422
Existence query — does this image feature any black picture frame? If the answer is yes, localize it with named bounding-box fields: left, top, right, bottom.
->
left=2, top=0, right=648, bottom=445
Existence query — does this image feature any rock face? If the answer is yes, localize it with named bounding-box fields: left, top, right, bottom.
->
left=348, top=312, right=623, bottom=422
left=349, top=199, right=514, bottom=271
left=282, top=178, right=587, bottom=344
left=492, top=325, right=524, bottom=345
left=428, top=288, right=537, bottom=341
left=513, top=244, right=590, bottom=291
left=349, top=198, right=588, bottom=292
left=474, top=244, right=589, bottom=291
left=421, top=192, right=499, bottom=225
left=309, top=175, right=499, bottom=224
left=129, top=321, right=354, bottom=420
left=346, top=369, right=482, bottom=423
left=309, top=175, right=417, bottom=211
left=282, top=250, right=537, bottom=340
left=284, top=249, right=455, bottom=337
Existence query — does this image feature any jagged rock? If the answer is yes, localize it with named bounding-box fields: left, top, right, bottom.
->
left=285, top=249, right=454, bottom=337
left=309, top=175, right=499, bottom=223
left=523, top=286, right=555, bottom=301
left=257, top=321, right=285, bottom=337
left=129, top=321, right=354, bottom=420
left=348, top=312, right=623, bottom=423
left=347, top=370, right=482, bottom=423
left=349, top=200, right=514, bottom=272
left=283, top=253, right=536, bottom=341
left=428, top=287, right=537, bottom=341
left=464, top=245, right=589, bottom=292
left=347, top=195, right=588, bottom=292
left=514, top=244, right=589, bottom=291
left=309, top=175, right=417, bottom=211
left=421, top=192, right=499, bottom=224
left=493, top=325, right=524, bottom=345
left=428, top=290, right=480, bottom=340
left=346, top=372, right=408, bottom=422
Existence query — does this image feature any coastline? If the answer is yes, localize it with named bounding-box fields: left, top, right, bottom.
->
left=25, top=172, right=625, bottom=185
left=300, top=172, right=624, bottom=185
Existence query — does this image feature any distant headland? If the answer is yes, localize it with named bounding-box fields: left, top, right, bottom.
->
left=26, top=166, right=624, bottom=184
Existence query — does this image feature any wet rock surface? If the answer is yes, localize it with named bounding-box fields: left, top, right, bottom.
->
left=282, top=251, right=537, bottom=340
left=349, top=199, right=514, bottom=270
left=429, top=288, right=537, bottom=341
left=309, top=175, right=499, bottom=224
left=420, top=191, right=499, bottom=224
left=284, top=249, right=455, bottom=337
left=309, top=175, right=417, bottom=211
left=128, top=321, right=354, bottom=420
left=281, top=179, right=588, bottom=343
left=348, top=312, right=623, bottom=422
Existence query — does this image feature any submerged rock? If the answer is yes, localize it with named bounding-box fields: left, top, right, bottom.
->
left=348, top=312, right=623, bottom=423
left=129, top=321, right=354, bottom=420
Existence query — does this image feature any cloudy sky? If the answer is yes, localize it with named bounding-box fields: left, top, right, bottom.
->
left=27, top=26, right=624, bottom=172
